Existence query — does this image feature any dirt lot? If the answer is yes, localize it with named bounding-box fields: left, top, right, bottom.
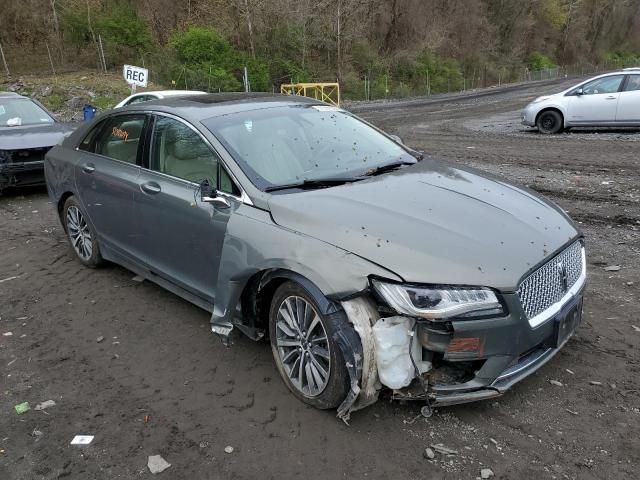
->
left=2, top=79, right=639, bottom=480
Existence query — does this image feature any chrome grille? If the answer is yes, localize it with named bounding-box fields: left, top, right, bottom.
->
left=517, top=241, right=584, bottom=320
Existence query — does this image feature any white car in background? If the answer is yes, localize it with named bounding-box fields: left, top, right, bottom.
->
left=114, top=90, right=206, bottom=108
left=522, top=68, right=640, bottom=133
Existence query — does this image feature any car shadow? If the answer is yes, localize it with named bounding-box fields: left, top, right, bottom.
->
left=521, top=127, right=640, bottom=136
left=0, top=184, right=48, bottom=198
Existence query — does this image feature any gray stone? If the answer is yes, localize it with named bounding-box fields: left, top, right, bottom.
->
left=148, top=455, right=171, bottom=474
left=66, top=96, right=88, bottom=109
left=423, top=447, right=435, bottom=459
left=481, top=468, right=494, bottom=479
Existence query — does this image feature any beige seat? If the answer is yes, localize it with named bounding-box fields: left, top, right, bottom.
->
left=163, top=129, right=217, bottom=185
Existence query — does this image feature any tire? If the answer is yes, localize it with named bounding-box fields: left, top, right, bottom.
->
left=536, top=110, right=563, bottom=134
left=62, top=196, right=103, bottom=268
left=269, top=281, right=349, bottom=409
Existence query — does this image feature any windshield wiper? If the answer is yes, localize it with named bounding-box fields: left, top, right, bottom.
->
left=364, top=160, right=416, bottom=177
left=265, top=177, right=362, bottom=193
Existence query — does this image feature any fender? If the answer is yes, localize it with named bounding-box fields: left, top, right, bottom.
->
left=258, top=269, right=342, bottom=316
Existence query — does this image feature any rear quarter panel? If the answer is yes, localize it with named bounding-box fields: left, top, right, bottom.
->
left=44, top=143, right=81, bottom=213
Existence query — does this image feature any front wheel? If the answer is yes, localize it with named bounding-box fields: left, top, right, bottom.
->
left=63, top=196, right=103, bottom=268
left=537, top=110, right=564, bottom=134
left=269, top=281, right=349, bottom=409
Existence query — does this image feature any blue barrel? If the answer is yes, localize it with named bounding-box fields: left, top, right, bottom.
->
left=83, top=104, right=97, bottom=122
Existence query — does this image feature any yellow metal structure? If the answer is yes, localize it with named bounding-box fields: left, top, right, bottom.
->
left=280, top=82, right=341, bottom=106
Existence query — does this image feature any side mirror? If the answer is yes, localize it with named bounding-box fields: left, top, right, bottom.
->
left=200, top=179, right=230, bottom=208
left=575, top=88, right=584, bottom=96
left=389, top=134, right=404, bottom=145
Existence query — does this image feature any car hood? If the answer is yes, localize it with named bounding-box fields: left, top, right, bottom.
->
left=0, top=123, right=75, bottom=150
left=268, top=160, right=580, bottom=291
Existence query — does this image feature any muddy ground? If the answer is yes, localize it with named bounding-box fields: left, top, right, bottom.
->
left=2, top=79, right=639, bottom=479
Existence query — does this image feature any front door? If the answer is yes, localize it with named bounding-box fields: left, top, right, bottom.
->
left=132, top=115, right=242, bottom=302
left=616, top=75, right=640, bottom=123
left=75, top=113, right=147, bottom=258
left=567, top=75, right=624, bottom=124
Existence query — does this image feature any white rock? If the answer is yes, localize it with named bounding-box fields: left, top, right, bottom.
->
left=148, top=455, right=171, bottom=474
left=481, top=468, right=494, bottom=479
left=549, top=380, right=563, bottom=387
left=224, top=446, right=234, bottom=454
left=35, top=400, right=56, bottom=410
left=424, top=447, right=435, bottom=459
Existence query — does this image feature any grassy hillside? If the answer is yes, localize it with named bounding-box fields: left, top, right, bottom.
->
left=0, top=72, right=167, bottom=122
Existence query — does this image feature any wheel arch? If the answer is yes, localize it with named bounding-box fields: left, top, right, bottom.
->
left=57, top=191, right=75, bottom=227
left=535, top=107, right=566, bottom=128
left=239, top=268, right=343, bottom=335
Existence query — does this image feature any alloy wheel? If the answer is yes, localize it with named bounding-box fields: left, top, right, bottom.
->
left=66, top=205, right=93, bottom=261
left=274, top=296, right=331, bottom=397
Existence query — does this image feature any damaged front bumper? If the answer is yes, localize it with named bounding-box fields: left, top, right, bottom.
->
left=341, top=283, right=585, bottom=415
left=417, top=288, right=584, bottom=406
left=1, top=148, right=49, bottom=191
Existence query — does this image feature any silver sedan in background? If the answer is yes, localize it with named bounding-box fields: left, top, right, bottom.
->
left=522, top=68, right=640, bottom=133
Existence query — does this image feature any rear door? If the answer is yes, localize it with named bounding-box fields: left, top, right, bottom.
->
left=615, top=75, right=640, bottom=123
left=75, top=113, right=148, bottom=258
left=132, top=114, right=243, bottom=302
left=567, top=75, right=624, bottom=124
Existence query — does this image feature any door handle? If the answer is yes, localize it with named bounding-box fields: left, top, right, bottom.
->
left=605, top=96, right=617, bottom=100
left=81, top=163, right=95, bottom=173
left=140, top=182, right=161, bottom=194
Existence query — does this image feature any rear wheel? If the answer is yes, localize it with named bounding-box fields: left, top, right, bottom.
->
left=537, top=110, right=563, bottom=134
left=63, top=196, right=103, bottom=268
left=269, top=281, right=349, bottom=409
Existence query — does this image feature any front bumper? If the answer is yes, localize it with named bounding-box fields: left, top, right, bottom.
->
left=521, top=104, right=538, bottom=126
left=0, top=160, right=46, bottom=190
left=416, top=284, right=585, bottom=406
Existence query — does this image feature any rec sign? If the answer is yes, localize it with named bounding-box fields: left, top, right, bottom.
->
left=123, top=64, right=148, bottom=88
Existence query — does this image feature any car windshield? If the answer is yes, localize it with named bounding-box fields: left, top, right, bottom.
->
left=0, top=98, right=55, bottom=127
left=202, top=105, right=414, bottom=190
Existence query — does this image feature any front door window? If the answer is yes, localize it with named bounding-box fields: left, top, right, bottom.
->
left=580, top=75, right=624, bottom=95
left=150, top=116, right=219, bottom=185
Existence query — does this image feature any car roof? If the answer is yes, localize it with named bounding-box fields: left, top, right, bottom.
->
left=122, top=93, right=325, bottom=121
left=0, top=91, right=26, bottom=99
left=156, top=90, right=206, bottom=96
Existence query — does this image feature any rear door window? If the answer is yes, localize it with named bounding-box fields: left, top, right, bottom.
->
left=93, top=115, right=146, bottom=164
left=78, top=120, right=106, bottom=152
left=624, top=75, right=640, bottom=92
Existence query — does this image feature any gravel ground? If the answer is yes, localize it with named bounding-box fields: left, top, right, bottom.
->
left=2, top=79, right=639, bottom=479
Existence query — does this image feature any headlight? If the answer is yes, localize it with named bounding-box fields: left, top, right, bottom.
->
left=530, top=96, right=551, bottom=104
left=371, top=280, right=504, bottom=320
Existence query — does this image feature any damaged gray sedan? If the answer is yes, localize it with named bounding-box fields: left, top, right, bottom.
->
left=44, top=93, right=586, bottom=420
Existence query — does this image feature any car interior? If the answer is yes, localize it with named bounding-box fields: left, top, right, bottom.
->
left=99, top=119, right=144, bottom=163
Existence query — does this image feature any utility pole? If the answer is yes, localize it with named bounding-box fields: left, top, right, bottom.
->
left=0, top=42, right=9, bottom=77
left=336, top=0, right=342, bottom=80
